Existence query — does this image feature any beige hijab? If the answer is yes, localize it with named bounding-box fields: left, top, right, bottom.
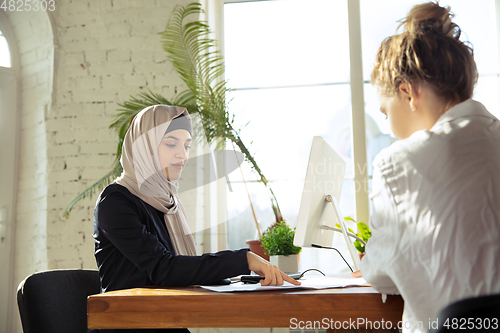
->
left=115, top=105, right=197, bottom=256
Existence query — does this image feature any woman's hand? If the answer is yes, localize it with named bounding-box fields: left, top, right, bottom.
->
left=351, top=252, right=364, bottom=277
left=246, top=251, right=301, bottom=286
left=351, top=270, right=362, bottom=278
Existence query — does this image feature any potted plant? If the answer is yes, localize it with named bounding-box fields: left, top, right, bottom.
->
left=64, top=2, right=284, bottom=238
left=260, top=221, right=302, bottom=272
left=337, top=217, right=371, bottom=259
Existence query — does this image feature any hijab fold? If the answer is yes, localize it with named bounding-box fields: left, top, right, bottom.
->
left=116, top=105, right=197, bottom=256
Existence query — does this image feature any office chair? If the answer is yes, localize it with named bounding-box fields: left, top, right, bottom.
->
left=17, top=269, right=100, bottom=333
left=429, top=293, right=500, bottom=333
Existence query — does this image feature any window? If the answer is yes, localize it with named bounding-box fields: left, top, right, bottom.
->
left=0, top=28, right=11, bottom=68
left=214, top=0, right=500, bottom=274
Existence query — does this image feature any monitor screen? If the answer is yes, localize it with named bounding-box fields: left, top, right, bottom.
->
left=293, top=136, right=347, bottom=248
left=293, top=136, right=361, bottom=271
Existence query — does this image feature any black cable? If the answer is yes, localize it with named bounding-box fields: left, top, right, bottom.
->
left=311, top=244, right=354, bottom=272
left=297, top=268, right=325, bottom=280
left=233, top=248, right=351, bottom=284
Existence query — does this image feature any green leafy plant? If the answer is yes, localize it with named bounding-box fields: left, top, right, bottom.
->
left=64, top=3, right=284, bottom=223
left=336, top=217, right=371, bottom=253
left=260, top=221, right=302, bottom=256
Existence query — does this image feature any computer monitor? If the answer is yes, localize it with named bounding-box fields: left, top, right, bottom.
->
left=293, top=136, right=362, bottom=271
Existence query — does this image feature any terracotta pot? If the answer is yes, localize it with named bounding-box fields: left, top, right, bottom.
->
left=246, top=240, right=270, bottom=261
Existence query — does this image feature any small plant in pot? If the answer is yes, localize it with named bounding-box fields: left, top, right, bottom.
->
left=336, top=217, right=371, bottom=259
left=260, top=221, right=302, bottom=272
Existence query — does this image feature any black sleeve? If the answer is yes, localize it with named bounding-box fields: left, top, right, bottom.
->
left=95, top=188, right=250, bottom=287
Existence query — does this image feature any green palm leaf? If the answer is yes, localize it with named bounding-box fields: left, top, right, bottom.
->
left=161, top=4, right=225, bottom=98
left=160, top=3, right=231, bottom=142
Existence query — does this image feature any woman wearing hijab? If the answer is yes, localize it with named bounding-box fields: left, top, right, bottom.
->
left=354, top=2, right=500, bottom=333
left=93, top=105, right=299, bottom=332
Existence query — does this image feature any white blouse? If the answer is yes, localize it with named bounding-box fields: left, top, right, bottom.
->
left=361, top=99, right=500, bottom=333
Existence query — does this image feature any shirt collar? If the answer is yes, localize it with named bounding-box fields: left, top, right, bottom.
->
left=431, top=99, right=494, bottom=132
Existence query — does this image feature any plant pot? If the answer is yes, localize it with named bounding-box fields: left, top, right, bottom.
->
left=246, top=240, right=270, bottom=261
left=270, top=254, right=299, bottom=273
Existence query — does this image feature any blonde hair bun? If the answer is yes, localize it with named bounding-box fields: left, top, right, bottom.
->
left=398, top=2, right=458, bottom=39
left=371, top=1, right=477, bottom=104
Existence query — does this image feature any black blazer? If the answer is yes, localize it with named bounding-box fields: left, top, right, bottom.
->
left=93, top=183, right=250, bottom=293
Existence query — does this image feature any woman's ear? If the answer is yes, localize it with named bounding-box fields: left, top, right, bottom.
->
left=399, top=82, right=419, bottom=112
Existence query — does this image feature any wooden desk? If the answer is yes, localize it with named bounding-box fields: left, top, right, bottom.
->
left=88, top=286, right=403, bottom=330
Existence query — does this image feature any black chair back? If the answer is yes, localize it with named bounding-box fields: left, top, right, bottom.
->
left=429, top=293, right=500, bottom=332
left=17, top=269, right=100, bottom=333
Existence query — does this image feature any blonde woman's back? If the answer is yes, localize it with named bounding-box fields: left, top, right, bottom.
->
left=361, top=99, right=500, bottom=332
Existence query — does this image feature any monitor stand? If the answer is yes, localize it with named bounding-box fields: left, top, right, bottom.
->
left=322, top=195, right=362, bottom=271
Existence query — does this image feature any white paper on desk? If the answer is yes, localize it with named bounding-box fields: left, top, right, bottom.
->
left=200, top=274, right=368, bottom=292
